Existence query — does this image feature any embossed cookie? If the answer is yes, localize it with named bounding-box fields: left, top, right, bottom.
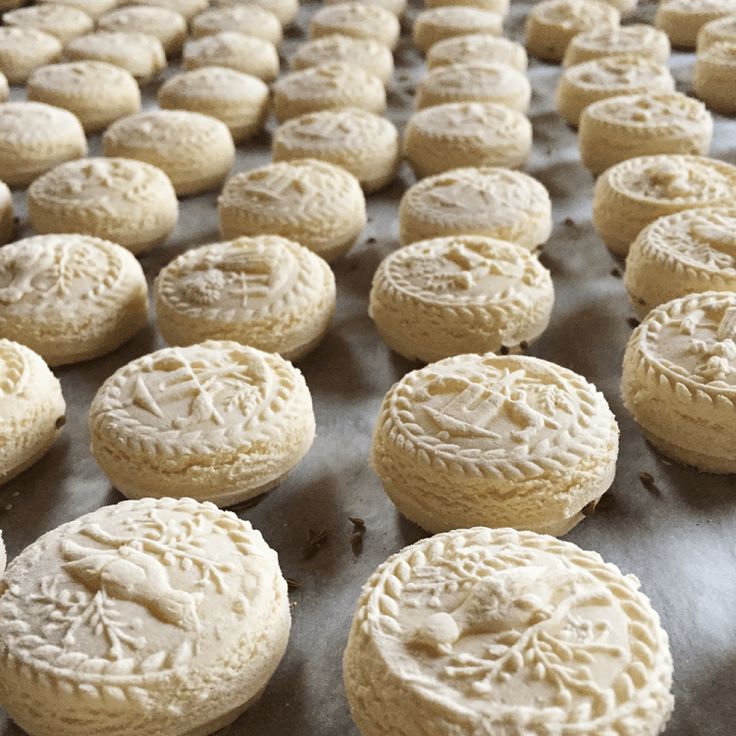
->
left=579, top=93, right=712, bottom=176
left=324, top=0, right=406, bottom=15
left=426, top=33, right=527, bottom=71
left=155, top=236, right=336, bottom=359
left=38, top=0, right=117, bottom=20
left=344, top=527, right=674, bottom=736
left=404, top=102, right=532, bottom=178
left=592, top=154, right=736, bottom=256
left=182, top=32, right=279, bottom=82
left=213, top=0, right=299, bottom=25
left=0, top=26, right=62, bottom=85
left=130, top=0, right=209, bottom=21
left=0, top=235, right=148, bottom=366
left=28, top=158, right=179, bottom=254
left=399, top=167, right=552, bottom=250
left=694, top=41, right=736, bottom=114
left=656, top=0, right=736, bottom=49
left=28, top=61, right=141, bottom=134
left=0, top=497, right=291, bottom=735
left=412, top=7, right=502, bottom=53
left=369, top=236, right=554, bottom=362
left=98, top=6, right=188, bottom=57
left=698, top=14, right=736, bottom=50
left=0, top=181, right=13, bottom=246
left=371, top=353, right=619, bottom=534
left=0, top=339, right=65, bottom=486
left=191, top=5, right=283, bottom=46
left=563, top=24, right=671, bottom=67
left=309, top=2, right=400, bottom=50
left=622, top=290, right=736, bottom=472
left=90, top=342, right=315, bottom=503
left=219, top=159, right=366, bottom=262
left=3, top=5, right=93, bottom=46
left=273, top=108, right=400, bottom=192
left=272, top=63, right=386, bottom=123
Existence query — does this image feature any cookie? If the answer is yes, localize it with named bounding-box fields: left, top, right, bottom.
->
left=98, top=6, right=188, bottom=57
left=423, top=0, right=508, bottom=14
left=0, top=497, right=291, bottom=735
left=579, top=92, right=713, bottom=176
left=0, top=102, right=87, bottom=189
left=413, top=7, right=502, bottom=53
left=182, top=32, right=279, bottom=82
left=622, top=290, right=736, bottom=472
left=0, top=27, right=62, bottom=85
left=525, top=0, right=620, bottom=63
left=592, top=154, right=736, bottom=256
left=37, top=0, right=117, bottom=20
left=399, top=167, right=552, bottom=250
left=158, top=67, right=269, bottom=143
left=370, top=353, right=619, bottom=534
left=291, top=35, right=394, bottom=85
left=272, top=63, right=386, bottom=122
left=0, top=339, right=65, bottom=486
left=27, top=61, right=141, bottom=134
left=191, top=5, right=283, bottom=46
left=404, top=102, right=532, bottom=177
left=3, top=5, right=93, bottom=46
left=219, top=159, right=366, bottom=262
left=563, top=24, right=671, bottom=67
left=694, top=41, right=736, bottom=114
left=325, top=0, right=406, bottom=14
left=426, top=33, right=527, bottom=71
left=344, top=527, right=674, bottom=736
left=213, top=0, right=299, bottom=25
left=698, top=14, right=736, bottom=49
left=0, top=181, right=12, bottom=246
left=65, top=31, right=166, bottom=82
left=309, top=2, right=400, bottom=50
left=28, top=158, right=179, bottom=254
left=0, top=235, right=148, bottom=366
left=129, top=0, right=209, bottom=20
left=369, top=235, right=554, bottom=362
left=155, top=235, right=336, bottom=360
left=272, top=108, right=400, bottom=192
left=90, top=341, right=315, bottom=503
left=556, top=55, right=675, bottom=127
left=0, top=72, right=6, bottom=103
left=655, top=0, right=736, bottom=49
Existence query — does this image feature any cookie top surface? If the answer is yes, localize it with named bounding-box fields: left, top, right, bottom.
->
left=28, top=60, right=139, bottom=96
left=98, top=6, right=187, bottom=38
left=159, top=66, right=268, bottom=102
left=0, top=339, right=50, bottom=403
left=419, top=62, right=529, bottom=98
left=183, top=31, right=277, bottom=68
left=0, top=25, right=62, bottom=55
left=191, top=5, right=282, bottom=42
left=67, top=30, right=166, bottom=64
left=528, top=0, right=619, bottom=27
left=426, top=34, right=527, bottom=69
left=699, top=15, right=736, bottom=45
left=698, top=39, right=736, bottom=63
left=567, top=23, right=669, bottom=55
left=291, top=34, right=392, bottom=70
left=562, top=54, right=673, bottom=91
left=274, top=63, right=384, bottom=102
left=0, top=101, right=85, bottom=150
left=414, top=5, right=502, bottom=29
left=4, top=4, right=93, bottom=38
left=310, top=1, right=398, bottom=34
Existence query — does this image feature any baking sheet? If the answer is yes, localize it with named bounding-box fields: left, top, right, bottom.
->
left=2, top=1, right=736, bottom=733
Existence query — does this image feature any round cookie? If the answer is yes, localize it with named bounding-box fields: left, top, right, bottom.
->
left=191, top=5, right=283, bottom=46
left=0, top=27, right=62, bottom=85
left=0, top=339, right=65, bottom=486
left=38, top=0, right=117, bottom=20
left=404, top=102, right=532, bottom=178
left=309, top=2, right=400, bottom=50
left=370, top=353, right=619, bottom=534
left=154, top=235, right=336, bottom=360
left=0, top=181, right=13, bottom=246
left=98, top=6, right=188, bottom=57
left=212, top=0, right=299, bottom=25
left=412, top=7, right=502, bottom=53
left=90, top=341, right=315, bottom=503
left=272, top=63, right=386, bottom=123
left=3, top=5, right=93, bottom=46
left=182, top=32, right=279, bottom=82
left=399, top=167, right=552, bottom=250
left=698, top=14, right=736, bottom=50
left=369, top=236, right=554, bottom=362
left=525, top=0, right=620, bottom=63
left=592, top=154, right=736, bottom=257
left=27, top=61, right=141, bottom=134
left=272, top=108, right=400, bottom=192
left=28, top=158, right=179, bottom=254
left=622, top=290, right=736, bottom=472
left=424, top=0, right=508, bottom=14
left=65, top=31, right=166, bottom=82
left=0, top=235, right=148, bottom=366
left=0, top=102, right=87, bottom=189
left=219, top=159, right=366, bottom=262
left=579, top=92, right=713, bottom=176
left=325, top=0, right=406, bottom=14
left=563, top=24, right=671, bottom=67
left=694, top=41, right=736, bottom=114
left=556, top=55, right=675, bottom=128
left=655, top=0, right=736, bottom=49
left=158, top=67, right=269, bottom=143
left=290, top=35, right=394, bottom=85
left=0, top=497, right=291, bottom=735
left=426, top=33, right=527, bottom=71
left=129, top=0, right=209, bottom=21
left=344, top=527, right=674, bottom=736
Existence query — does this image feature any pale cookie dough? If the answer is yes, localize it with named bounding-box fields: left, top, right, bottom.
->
left=0, top=73, right=6, bottom=103
left=601, top=0, right=637, bottom=15
left=155, top=236, right=336, bottom=360
left=369, top=236, right=554, bottom=362
left=426, top=33, right=527, bottom=72
left=130, top=0, right=209, bottom=21
left=0, top=102, right=87, bottom=189
left=27, top=61, right=141, bottom=134
left=3, top=5, right=93, bottom=46
left=399, top=167, right=552, bottom=250
left=622, top=290, right=736, bottom=472
left=0, top=27, right=62, bottom=85
left=656, top=0, right=736, bottom=49
left=38, top=0, right=116, bottom=19
left=698, top=14, right=736, bottom=50
left=0, top=339, right=65, bottom=486
left=28, top=158, right=179, bottom=254
left=556, top=55, right=675, bottom=127
left=344, top=527, right=674, bottom=736
left=563, top=24, right=671, bottom=67
left=525, top=0, right=620, bottom=63
left=424, top=0, right=508, bottom=15
left=416, top=62, right=531, bottom=113
left=0, top=182, right=13, bottom=246
left=191, top=5, right=283, bottom=46
left=273, top=108, right=400, bottom=192
left=98, top=6, right=188, bottom=57
left=213, top=0, right=299, bottom=25
left=579, top=93, right=713, bottom=176
left=219, top=159, right=366, bottom=262
left=694, top=41, right=736, bottom=114
left=309, top=2, right=400, bottom=50
left=0, top=235, right=148, bottom=366
left=0, top=497, right=291, bottom=735
left=66, top=31, right=166, bottom=82
left=325, top=0, right=406, bottom=15
left=158, top=67, right=269, bottom=143
left=90, top=342, right=315, bottom=503
left=291, top=35, right=394, bottom=85
left=272, top=63, right=386, bottom=123
left=182, top=32, right=279, bottom=82
left=412, top=7, right=502, bottom=53
left=592, top=154, right=736, bottom=257
left=404, top=102, right=532, bottom=178
left=370, top=353, right=619, bottom=534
